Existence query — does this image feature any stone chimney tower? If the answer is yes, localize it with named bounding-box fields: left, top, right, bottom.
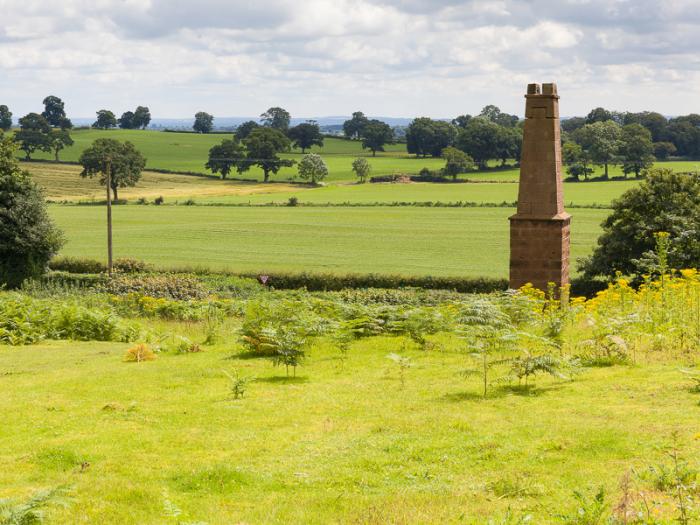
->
left=509, top=82, right=571, bottom=291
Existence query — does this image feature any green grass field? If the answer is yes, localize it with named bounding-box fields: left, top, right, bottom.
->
left=25, top=129, right=446, bottom=182
left=27, top=161, right=636, bottom=206
left=49, top=205, right=607, bottom=277
left=24, top=128, right=700, bottom=183
left=1, top=315, right=697, bottom=523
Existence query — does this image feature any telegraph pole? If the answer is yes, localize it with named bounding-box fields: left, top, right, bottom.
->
left=106, top=157, right=113, bottom=276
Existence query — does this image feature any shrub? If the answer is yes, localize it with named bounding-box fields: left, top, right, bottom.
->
left=98, top=274, right=208, bottom=300
left=240, top=271, right=508, bottom=294
left=287, top=196, right=299, bottom=207
left=113, top=258, right=150, bottom=274
left=49, top=257, right=106, bottom=274
left=50, top=304, right=122, bottom=341
left=124, top=343, right=157, bottom=362
left=0, top=136, right=64, bottom=288
left=154, top=196, right=164, bottom=205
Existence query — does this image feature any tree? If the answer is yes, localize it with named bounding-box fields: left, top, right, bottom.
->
left=0, top=135, right=63, bottom=288
left=235, top=120, right=259, bottom=140
left=288, top=122, right=323, bottom=153
left=560, top=116, right=586, bottom=133
left=48, top=129, right=74, bottom=161
left=343, top=111, right=369, bottom=139
left=351, top=157, right=371, bottom=183
left=118, top=111, right=136, bottom=129
left=585, top=107, right=614, bottom=124
left=653, top=141, right=677, bottom=160
left=495, top=126, right=522, bottom=166
left=479, top=105, right=519, bottom=127
left=562, top=142, right=594, bottom=181
left=405, top=118, right=457, bottom=157
left=455, top=118, right=501, bottom=169
left=0, top=105, right=12, bottom=131
left=14, top=113, right=52, bottom=159
left=360, top=120, right=393, bottom=156
left=242, top=127, right=294, bottom=182
left=260, top=107, right=290, bottom=131
left=93, top=110, right=117, bottom=129
left=193, top=112, right=214, bottom=133
left=297, top=153, right=328, bottom=184
left=205, top=138, right=246, bottom=179
left=619, top=123, right=654, bottom=178
left=623, top=111, right=667, bottom=142
left=41, top=95, right=72, bottom=129
left=79, top=138, right=146, bottom=200
left=573, top=120, right=622, bottom=178
left=580, top=168, right=700, bottom=279
left=442, top=146, right=474, bottom=180
left=663, top=119, right=700, bottom=157
left=451, top=114, right=472, bottom=129
left=133, top=106, right=151, bottom=129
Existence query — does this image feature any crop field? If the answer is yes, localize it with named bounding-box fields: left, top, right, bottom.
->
left=49, top=205, right=607, bottom=277
left=29, top=161, right=636, bottom=206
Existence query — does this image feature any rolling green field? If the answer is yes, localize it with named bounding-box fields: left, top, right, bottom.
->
left=25, top=129, right=446, bottom=182
left=27, top=161, right=637, bottom=206
left=49, top=205, right=607, bottom=277
left=23, top=128, right=700, bottom=183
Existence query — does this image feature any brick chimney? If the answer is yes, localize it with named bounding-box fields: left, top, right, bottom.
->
left=509, top=82, right=571, bottom=291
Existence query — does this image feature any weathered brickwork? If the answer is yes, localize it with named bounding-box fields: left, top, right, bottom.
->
left=509, top=83, right=571, bottom=291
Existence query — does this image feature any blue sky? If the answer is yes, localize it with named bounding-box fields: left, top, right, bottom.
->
left=2, top=0, right=699, bottom=119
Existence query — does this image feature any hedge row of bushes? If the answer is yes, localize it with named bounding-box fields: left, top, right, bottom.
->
left=45, top=257, right=609, bottom=297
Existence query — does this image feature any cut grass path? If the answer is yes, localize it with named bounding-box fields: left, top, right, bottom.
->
left=49, top=205, right=607, bottom=277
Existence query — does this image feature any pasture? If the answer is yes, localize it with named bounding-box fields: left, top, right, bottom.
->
left=48, top=205, right=607, bottom=277
left=24, top=129, right=446, bottom=182
left=29, top=161, right=636, bottom=206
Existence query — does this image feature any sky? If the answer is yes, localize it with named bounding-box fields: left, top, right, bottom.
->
left=2, top=0, right=700, bottom=120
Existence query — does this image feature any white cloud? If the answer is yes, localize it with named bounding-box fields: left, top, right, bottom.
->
left=1, top=0, right=699, bottom=118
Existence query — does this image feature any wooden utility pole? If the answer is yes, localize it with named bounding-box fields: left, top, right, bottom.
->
left=106, top=157, right=113, bottom=276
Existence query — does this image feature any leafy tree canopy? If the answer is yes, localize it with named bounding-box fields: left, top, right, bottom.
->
left=48, top=129, right=74, bottom=161
left=193, top=112, right=214, bottom=134
left=572, top=120, right=622, bottom=178
left=343, top=112, right=369, bottom=139
left=0, top=136, right=63, bottom=288
left=351, top=157, right=371, bottom=183
left=0, top=105, right=12, bottom=131
left=242, top=127, right=294, bottom=182
left=41, top=95, right=72, bottom=129
left=14, top=113, right=52, bottom=159
left=260, top=107, right=290, bottom=131
left=235, top=120, right=259, bottom=140
left=93, top=110, right=117, bottom=129
left=441, top=146, right=474, bottom=180
left=118, top=111, right=136, bottom=129
left=360, top=120, right=393, bottom=156
left=478, top=105, right=519, bottom=127
left=205, top=138, right=245, bottom=179
left=619, top=123, right=654, bottom=178
left=288, top=122, right=323, bottom=153
left=133, top=106, right=151, bottom=129
left=455, top=118, right=502, bottom=169
left=405, top=118, right=457, bottom=158
left=79, top=138, right=146, bottom=200
left=297, top=153, right=328, bottom=184
left=581, top=168, right=700, bottom=279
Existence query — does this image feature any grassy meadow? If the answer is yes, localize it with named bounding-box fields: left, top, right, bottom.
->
left=48, top=205, right=607, bottom=277
left=1, top=272, right=699, bottom=523
left=23, top=129, right=446, bottom=182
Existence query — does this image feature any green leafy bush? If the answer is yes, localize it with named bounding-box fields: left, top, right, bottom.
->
left=113, top=258, right=150, bottom=273
left=98, top=274, right=208, bottom=300
left=49, top=256, right=106, bottom=274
